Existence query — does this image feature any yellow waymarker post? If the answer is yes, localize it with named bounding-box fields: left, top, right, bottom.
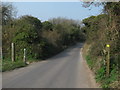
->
left=106, top=44, right=110, bottom=48
left=106, top=44, right=110, bottom=77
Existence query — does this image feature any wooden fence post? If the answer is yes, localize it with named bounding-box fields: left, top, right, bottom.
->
left=106, top=44, right=110, bottom=77
left=11, top=43, right=15, bottom=62
left=1, top=48, right=2, bottom=61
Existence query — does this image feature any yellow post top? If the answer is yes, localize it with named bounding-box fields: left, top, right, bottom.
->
left=106, top=44, right=110, bottom=47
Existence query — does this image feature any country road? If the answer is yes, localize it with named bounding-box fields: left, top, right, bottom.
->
left=2, top=43, right=98, bottom=88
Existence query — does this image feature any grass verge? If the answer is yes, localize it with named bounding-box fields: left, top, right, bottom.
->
left=85, top=55, right=119, bottom=88
left=2, top=58, right=40, bottom=72
left=2, top=59, right=27, bottom=72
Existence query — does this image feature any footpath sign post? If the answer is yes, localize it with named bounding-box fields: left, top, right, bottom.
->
left=106, top=44, right=110, bottom=77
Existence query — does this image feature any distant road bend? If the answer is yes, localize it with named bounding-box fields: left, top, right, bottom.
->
left=3, top=43, right=98, bottom=88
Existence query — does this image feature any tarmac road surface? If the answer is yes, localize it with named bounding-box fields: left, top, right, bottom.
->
left=3, top=43, right=98, bottom=88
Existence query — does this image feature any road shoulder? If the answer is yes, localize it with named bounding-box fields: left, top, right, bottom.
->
left=80, top=48, right=100, bottom=88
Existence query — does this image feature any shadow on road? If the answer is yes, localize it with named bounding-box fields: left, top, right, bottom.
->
left=46, top=43, right=84, bottom=61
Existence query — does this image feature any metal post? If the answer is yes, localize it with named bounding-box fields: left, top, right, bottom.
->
left=23, top=48, right=26, bottom=64
left=11, top=43, right=15, bottom=62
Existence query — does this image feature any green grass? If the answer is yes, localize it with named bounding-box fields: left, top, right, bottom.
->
left=96, top=65, right=118, bottom=88
left=85, top=55, right=118, bottom=88
left=2, top=48, right=63, bottom=72
left=2, top=57, right=41, bottom=72
left=2, top=59, right=28, bottom=72
left=2, top=57, right=48, bottom=72
left=85, top=55, right=94, bottom=69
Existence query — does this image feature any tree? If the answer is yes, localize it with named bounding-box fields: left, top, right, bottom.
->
left=14, top=15, right=42, bottom=42
left=2, top=15, right=43, bottom=59
left=48, top=17, right=85, bottom=46
left=1, top=3, right=16, bottom=25
left=82, top=2, right=120, bottom=88
left=42, top=21, right=53, bottom=31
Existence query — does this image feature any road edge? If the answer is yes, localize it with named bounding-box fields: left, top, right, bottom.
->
left=80, top=48, right=100, bottom=88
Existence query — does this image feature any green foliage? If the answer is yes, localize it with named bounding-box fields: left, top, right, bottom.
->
left=96, top=65, right=118, bottom=88
left=2, top=15, right=85, bottom=71
left=3, top=15, right=43, bottom=60
left=85, top=55, right=94, bottom=69
left=104, top=2, right=120, bottom=15
left=96, top=66, right=106, bottom=83
left=2, top=59, right=26, bottom=72
left=42, top=17, right=85, bottom=48
left=83, top=2, right=120, bottom=88
left=42, top=21, right=53, bottom=31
